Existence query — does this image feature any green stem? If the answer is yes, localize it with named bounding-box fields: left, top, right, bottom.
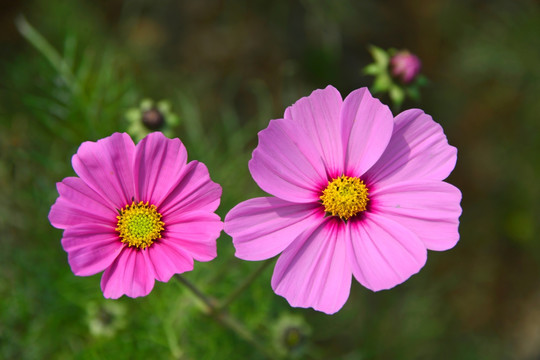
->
left=174, top=274, right=217, bottom=313
left=174, top=274, right=275, bottom=359
left=215, top=312, right=272, bottom=357
left=219, top=260, right=273, bottom=311
left=15, top=15, right=79, bottom=93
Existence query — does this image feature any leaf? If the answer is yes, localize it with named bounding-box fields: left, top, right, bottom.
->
left=368, top=45, right=390, bottom=67
left=372, top=74, right=392, bottom=93
left=406, top=86, right=421, bottom=101
left=363, top=63, right=382, bottom=76
left=389, top=84, right=405, bottom=108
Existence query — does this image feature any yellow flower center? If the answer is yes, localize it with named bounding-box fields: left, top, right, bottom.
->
left=116, top=201, right=164, bottom=249
left=320, top=175, right=369, bottom=220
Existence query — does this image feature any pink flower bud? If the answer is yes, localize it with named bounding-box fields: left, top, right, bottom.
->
left=390, top=51, right=422, bottom=84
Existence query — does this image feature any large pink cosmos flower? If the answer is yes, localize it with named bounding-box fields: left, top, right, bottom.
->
left=49, top=132, right=223, bottom=299
left=224, top=86, right=461, bottom=314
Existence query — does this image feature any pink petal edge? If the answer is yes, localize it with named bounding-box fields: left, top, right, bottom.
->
left=100, top=247, right=155, bottom=299
left=249, top=118, right=328, bottom=203
left=145, top=242, right=194, bottom=282
left=158, top=161, right=222, bottom=215
left=71, top=133, right=136, bottom=210
left=366, top=109, right=457, bottom=186
left=61, top=223, right=123, bottom=276
left=225, top=197, right=324, bottom=261
left=347, top=212, right=427, bottom=292
left=134, top=132, right=188, bottom=206
left=283, top=85, right=345, bottom=177
left=49, top=177, right=117, bottom=229
left=370, top=180, right=462, bottom=251
left=342, top=87, right=394, bottom=177
left=164, top=210, right=222, bottom=262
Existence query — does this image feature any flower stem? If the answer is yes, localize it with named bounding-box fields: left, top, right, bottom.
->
left=174, top=274, right=217, bottom=312
left=219, top=259, right=273, bottom=311
left=174, top=274, right=275, bottom=359
left=214, top=311, right=272, bottom=358
left=15, top=15, right=79, bottom=93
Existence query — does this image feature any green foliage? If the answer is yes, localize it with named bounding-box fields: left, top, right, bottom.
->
left=15, top=15, right=137, bottom=144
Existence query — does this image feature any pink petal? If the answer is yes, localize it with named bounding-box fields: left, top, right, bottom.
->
left=342, top=88, right=394, bottom=177
left=61, top=223, right=123, bottom=276
left=100, top=247, right=155, bottom=299
left=283, top=85, right=345, bottom=177
left=347, top=213, right=427, bottom=291
left=71, top=133, right=136, bottom=209
left=134, top=132, right=188, bottom=206
left=145, top=242, right=194, bottom=282
left=249, top=118, right=328, bottom=203
left=370, top=180, right=462, bottom=251
left=271, top=218, right=352, bottom=314
left=225, top=197, right=324, bottom=261
left=365, top=109, right=457, bottom=186
left=158, top=161, right=222, bottom=215
left=164, top=211, right=222, bottom=262
left=49, top=177, right=117, bottom=229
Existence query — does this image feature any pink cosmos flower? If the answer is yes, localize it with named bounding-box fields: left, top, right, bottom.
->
left=224, top=86, right=461, bottom=314
left=390, top=50, right=422, bottom=84
left=49, top=132, right=223, bottom=299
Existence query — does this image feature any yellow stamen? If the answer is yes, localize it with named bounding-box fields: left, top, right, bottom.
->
left=320, top=175, right=369, bottom=220
left=116, top=201, right=164, bottom=249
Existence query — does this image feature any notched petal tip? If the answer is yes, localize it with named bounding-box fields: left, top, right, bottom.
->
left=48, top=177, right=117, bottom=229
left=71, top=132, right=137, bottom=209
left=372, top=180, right=462, bottom=252
left=366, top=109, right=458, bottom=185
left=158, top=161, right=223, bottom=215
left=347, top=213, right=427, bottom=292
left=100, top=248, right=156, bottom=299
left=342, top=87, right=395, bottom=176
left=134, top=131, right=189, bottom=205
left=164, top=211, right=222, bottom=262
left=271, top=219, right=352, bottom=314
left=248, top=119, right=327, bottom=203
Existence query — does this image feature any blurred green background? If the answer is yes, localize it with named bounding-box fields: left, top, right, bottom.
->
left=1, top=0, right=540, bottom=359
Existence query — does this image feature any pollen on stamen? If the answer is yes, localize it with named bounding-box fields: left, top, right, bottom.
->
left=115, top=201, right=164, bottom=249
left=320, top=175, right=369, bottom=220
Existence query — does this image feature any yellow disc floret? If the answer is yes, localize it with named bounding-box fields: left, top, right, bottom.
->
left=320, top=175, right=369, bottom=220
left=116, top=201, right=164, bottom=249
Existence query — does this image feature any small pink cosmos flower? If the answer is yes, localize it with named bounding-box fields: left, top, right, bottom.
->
left=224, top=86, right=461, bottom=314
left=49, top=132, right=223, bottom=299
left=390, top=50, right=422, bottom=84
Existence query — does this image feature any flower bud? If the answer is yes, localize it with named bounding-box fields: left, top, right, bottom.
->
left=390, top=50, right=422, bottom=84
left=142, top=108, right=165, bottom=130
left=125, top=98, right=179, bottom=141
left=86, top=301, right=126, bottom=338
left=272, top=314, right=311, bottom=358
